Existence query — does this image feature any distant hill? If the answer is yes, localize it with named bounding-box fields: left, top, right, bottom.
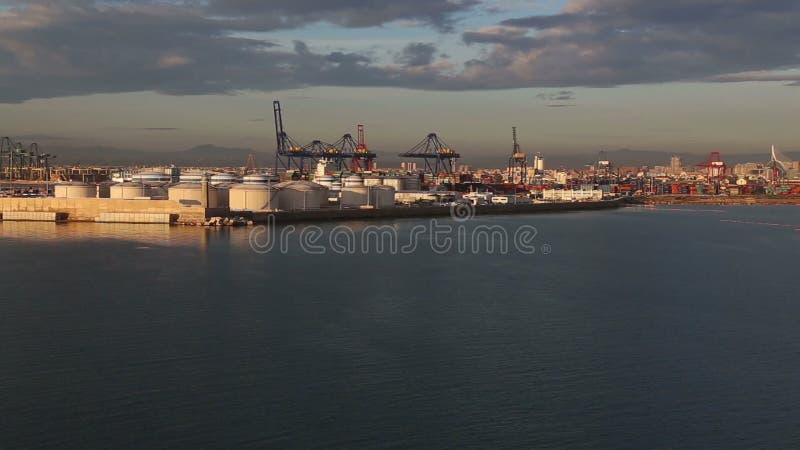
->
left=49, top=145, right=270, bottom=167
left=44, top=144, right=799, bottom=169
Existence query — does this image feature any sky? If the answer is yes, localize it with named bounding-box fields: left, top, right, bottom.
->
left=1, top=0, right=800, bottom=163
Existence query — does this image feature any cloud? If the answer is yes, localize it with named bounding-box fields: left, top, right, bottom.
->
left=536, top=90, right=575, bottom=101
left=2, top=0, right=800, bottom=103
left=708, top=70, right=800, bottom=85
left=395, top=43, right=437, bottom=67
left=204, top=0, right=480, bottom=31
left=460, top=0, right=800, bottom=87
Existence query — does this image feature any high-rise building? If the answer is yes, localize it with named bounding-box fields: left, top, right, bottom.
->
left=670, top=155, right=682, bottom=174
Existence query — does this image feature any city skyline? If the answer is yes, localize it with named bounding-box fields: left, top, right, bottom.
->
left=1, top=1, right=800, bottom=157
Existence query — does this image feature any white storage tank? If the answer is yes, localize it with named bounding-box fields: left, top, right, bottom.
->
left=149, top=185, right=168, bottom=199
left=110, top=182, right=151, bottom=199
left=229, top=184, right=280, bottom=211
left=179, top=172, right=204, bottom=183
left=315, top=175, right=335, bottom=188
left=403, top=176, right=421, bottom=191
left=210, top=173, right=237, bottom=185
left=243, top=174, right=270, bottom=185
left=344, top=174, right=364, bottom=187
left=215, top=185, right=230, bottom=208
left=132, top=171, right=171, bottom=184
left=55, top=182, right=96, bottom=199
left=168, top=183, right=219, bottom=207
left=363, top=176, right=383, bottom=187
left=383, top=177, right=404, bottom=191
left=278, top=181, right=329, bottom=211
left=369, top=185, right=396, bottom=208
left=97, top=183, right=113, bottom=198
left=341, top=186, right=369, bottom=207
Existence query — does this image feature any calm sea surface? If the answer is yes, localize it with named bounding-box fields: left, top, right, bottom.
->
left=1, top=206, right=799, bottom=449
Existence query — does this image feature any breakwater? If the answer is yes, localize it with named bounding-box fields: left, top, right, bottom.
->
left=249, top=199, right=625, bottom=225
left=0, top=196, right=624, bottom=224
left=632, top=195, right=800, bottom=206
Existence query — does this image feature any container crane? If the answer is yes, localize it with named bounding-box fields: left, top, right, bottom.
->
left=353, top=124, right=377, bottom=172
left=273, top=100, right=315, bottom=174
left=507, top=127, right=527, bottom=184
left=399, top=133, right=460, bottom=175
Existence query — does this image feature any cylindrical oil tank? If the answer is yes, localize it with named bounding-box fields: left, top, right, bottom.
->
left=210, top=173, right=237, bottom=185
left=55, top=182, right=96, bottom=199
left=179, top=172, right=204, bottom=183
left=215, top=185, right=230, bottom=208
left=315, top=175, right=335, bottom=188
left=363, top=176, right=383, bottom=187
left=369, top=185, right=396, bottom=208
left=229, top=184, right=280, bottom=211
left=341, top=186, right=369, bottom=207
left=97, top=183, right=113, bottom=198
left=149, top=185, right=168, bottom=199
left=168, top=183, right=219, bottom=207
left=403, top=176, right=421, bottom=191
left=383, top=177, right=404, bottom=191
left=132, top=171, right=172, bottom=184
left=243, top=174, right=270, bottom=185
left=278, top=181, right=329, bottom=211
left=110, top=182, right=151, bottom=199
left=344, top=174, right=364, bottom=187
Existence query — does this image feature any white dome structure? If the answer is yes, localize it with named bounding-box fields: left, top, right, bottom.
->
left=343, top=174, right=364, bottom=187
left=243, top=174, right=270, bottom=185
left=315, top=175, right=335, bottom=188
left=179, top=172, right=204, bottom=183
left=210, top=173, right=237, bottom=185
left=132, top=171, right=171, bottom=184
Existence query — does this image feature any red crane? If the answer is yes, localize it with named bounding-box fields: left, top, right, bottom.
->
left=353, top=124, right=376, bottom=171
left=696, top=151, right=727, bottom=181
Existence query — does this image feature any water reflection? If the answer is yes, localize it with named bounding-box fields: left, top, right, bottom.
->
left=0, top=221, right=209, bottom=247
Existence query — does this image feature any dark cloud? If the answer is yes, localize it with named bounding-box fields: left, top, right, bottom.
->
left=536, top=90, right=575, bottom=101
left=2, top=0, right=800, bottom=103
left=0, top=0, right=464, bottom=102
left=395, top=43, right=437, bottom=67
left=459, top=0, right=800, bottom=87
left=204, top=0, right=480, bottom=31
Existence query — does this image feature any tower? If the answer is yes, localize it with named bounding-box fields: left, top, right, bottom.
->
left=507, top=127, right=527, bottom=184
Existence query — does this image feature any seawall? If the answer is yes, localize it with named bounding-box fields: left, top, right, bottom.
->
left=251, top=199, right=625, bottom=225
left=0, top=197, right=624, bottom=224
left=0, top=198, right=207, bottom=223
left=631, top=195, right=800, bottom=206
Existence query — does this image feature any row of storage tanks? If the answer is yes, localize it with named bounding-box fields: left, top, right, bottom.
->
left=53, top=173, right=398, bottom=211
